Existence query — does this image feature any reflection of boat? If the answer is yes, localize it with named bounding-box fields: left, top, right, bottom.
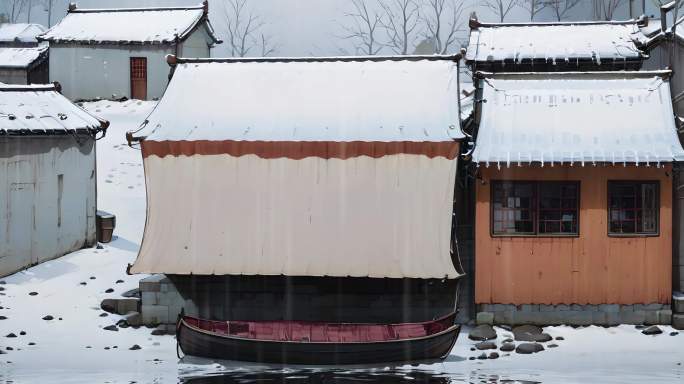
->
left=176, top=312, right=460, bottom=365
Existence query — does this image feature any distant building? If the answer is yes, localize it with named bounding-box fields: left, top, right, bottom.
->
left=37, top=2, right=221, bottom=101
left=0, top=23, right=48, bottom=84
left=0, top=83, right=108, bottom=277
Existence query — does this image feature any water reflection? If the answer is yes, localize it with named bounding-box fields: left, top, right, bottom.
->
left=181, top=369, right=458, bottom=384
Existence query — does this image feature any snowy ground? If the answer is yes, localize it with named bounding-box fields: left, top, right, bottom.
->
left=0, top=100, right=682, bottom=383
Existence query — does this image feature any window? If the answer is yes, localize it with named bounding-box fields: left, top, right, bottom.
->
left=491, top=181, right=579, bottom=236
left=608, top=181, right=659, bottom=235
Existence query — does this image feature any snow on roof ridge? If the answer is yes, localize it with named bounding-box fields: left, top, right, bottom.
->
left=169, top=54, right=462, bottom=65
left=67, top=2, right=205, bottom=14
left=0, top=83, right=58, bottom=92
left=470, top=17, right=644, bottom=28
left=475, top=69, right=672, bottom=78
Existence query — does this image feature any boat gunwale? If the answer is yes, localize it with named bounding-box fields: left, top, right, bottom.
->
left=178, top=317, right=461, bottom=345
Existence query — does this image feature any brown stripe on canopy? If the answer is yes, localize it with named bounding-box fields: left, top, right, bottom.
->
left=141, top=140, right=460, bottom=159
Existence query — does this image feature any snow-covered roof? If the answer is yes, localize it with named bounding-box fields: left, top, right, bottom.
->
left=472, top=71, right=684, bottom=166
left=38, top=3, right=220, bottom=45
left=0, top=84, right=108, bottom=136
left=0, top=23, right=46, bottom=44
left=0, top=45, right=48, bottom=69
left=135, top=56, right=465, bottom=146
left=465, top=19, right=646, bottom=69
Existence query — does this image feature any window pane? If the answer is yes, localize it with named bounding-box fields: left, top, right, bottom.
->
left=608, top=182, right=658, bottom=235
left=538, top=182, right=578, bottom=235
left=492, top=182, right=535, bottom=235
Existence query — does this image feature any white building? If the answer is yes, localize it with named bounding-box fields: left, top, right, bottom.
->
left=0, top=83, right=108, bottom=277
left=0, top=23, right=48, bottom=84
left=37, top=2, right=220, bottom=101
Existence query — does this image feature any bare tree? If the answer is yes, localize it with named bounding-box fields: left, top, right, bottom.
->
left=379, top=0, right=422, bottom=55
left=482, top=0, right=518, bottom=22
left=548, top=0, right=582, bottom=21
left=341, top=0, right=383, bottom=55
left=592, top=0, right=626, bottom=20
left=521, top=0, right=547, bottom=21
left=43, top=0, right=54, bottom=27
left=222, top=0, right=276, bottom=57
left=2, top=0, right=27, bottom=23
left=423, top=0, right=465, bottom=54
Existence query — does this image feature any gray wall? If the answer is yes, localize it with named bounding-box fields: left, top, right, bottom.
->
left=48, top=28, right=211, bottom=101
left=0, top=68, right=28, bottom=84
left=0, top=136, right=97, bottom=277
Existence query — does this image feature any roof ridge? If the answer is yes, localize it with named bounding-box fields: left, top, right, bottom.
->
left=168, top=54, right=462, bottom=65
left=68, top=4, right=204, bottom=14
left=0, top=83, right=58, bottom=92
left=471, top=19, right=641, bottom=28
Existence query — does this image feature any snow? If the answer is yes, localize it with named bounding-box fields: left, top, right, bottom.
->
left=473, top=72, right=684, bottom=166
left=0, top=23, right=45, bottom=44
left=0, top=84, right=105, bottom=134
left=465, top=22, right=645, bottom=64
left=0, top=100, right=682, bottom=383
left=38, top=6, right=206, bottom=44
left=136, top=59, right=464, bottom=143
left=0, top=45, right=47, bottom=69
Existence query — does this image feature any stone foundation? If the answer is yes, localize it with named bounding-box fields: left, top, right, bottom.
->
left=477, top=303, right=672, bottom=326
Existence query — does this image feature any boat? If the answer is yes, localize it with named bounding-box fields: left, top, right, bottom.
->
left=176, top=311, right=460, bottom=365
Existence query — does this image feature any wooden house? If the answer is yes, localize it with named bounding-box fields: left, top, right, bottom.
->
left=127, top=55, right=466, bottom=328
left=0, top=23, right=48, bottom=84
left=470, top=70, right=684, bottom=325
left=0, top=83, right=108, bottom=277
left=37, top=2, right=220, bottom=101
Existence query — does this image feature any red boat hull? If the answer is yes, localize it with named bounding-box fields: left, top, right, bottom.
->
left=177, top=314, right=460, bottom=365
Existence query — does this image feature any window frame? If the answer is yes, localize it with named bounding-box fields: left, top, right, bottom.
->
left=490, top=180, right=581, bottom=238
left=607, top=180, right=660, bottom=237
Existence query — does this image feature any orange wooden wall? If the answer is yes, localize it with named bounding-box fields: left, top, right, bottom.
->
left=475, top=165, right=672, bottom=305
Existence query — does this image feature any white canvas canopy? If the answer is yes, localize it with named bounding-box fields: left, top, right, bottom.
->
left=129, top=56, right=464, bottom=279
left=472, top=71, right=684, bottom=166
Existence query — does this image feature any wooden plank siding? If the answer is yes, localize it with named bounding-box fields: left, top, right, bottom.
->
left=475, top=165, right=673, bottom=305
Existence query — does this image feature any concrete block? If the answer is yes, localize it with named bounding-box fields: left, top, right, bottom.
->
left=539, top=305, right=555, bottom=312
left=673, top=292, right=684, bottom=314
left=141, top=304, right=169, bottom=325
left=115, top=298, right=140, bottom=315
left=158, top=291, right=182, bottom=306
left=556, top=304, right=570, bottom=311
left=620, top=305, right=634, bottom=312
left=644, top=310, right=659, bottom=325
left=598, top=304, right=620, bottom=313
left=565, top=311, right=593, bottom=326
left=673, top=314, right=684, bottom=330
left=476, top=312, right=494, bottom=325
left=644, top=303, right=664, bottom=311
left=479, top=304, right=494, bottom=313
left=658, top=309, right=672, bottom=325
left=592, top=311, right=607, bottom=326
left=605, top=311, right=622, bottom=326
left=122, top=311, right=142, bottom=327
left=570, top=304, right=583, bottom=311
left=141, top=292, right=159, bottom=306
left=139, top=274, right=170, bottom=292
left=620, top=310, right=646, bottom=325
left=520, top=304, right=539, bottom=312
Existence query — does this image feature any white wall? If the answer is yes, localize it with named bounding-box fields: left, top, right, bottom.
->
left=49, top=43, right=173, bottom=101
left=179, top=27, right=212, bottom=58
left=0, top=136, right=97, bottom=277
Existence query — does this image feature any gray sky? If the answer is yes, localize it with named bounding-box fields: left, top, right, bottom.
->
left=5, top=1, right=663, bottom=57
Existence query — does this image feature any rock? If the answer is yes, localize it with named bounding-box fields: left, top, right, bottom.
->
left=19, top=331, right=25, bottom=336
left=529, top=333, right=552, bottom=342
left=669, top=332, right=679, bottom=336
left=90, top=276, right=96, bottom=280
left=103, top=325, right=118, bottom=332
left=475, top=341, right=497, bottom=350
left=488, top=352, right=499, bottom=359
left=469, top=347, right=475, bottom=351
left=548, top=343, right=559, bottom=348
left=6, top=333, right=17, bottom=338
left=129, top=344, right=141, bottom=350
left=0, top=281, right=5, bottom=284
left=502, top=338, right=513, bottom=343
left=99, top=313, right=109, bottom=317
left=104, top=347, right=110, bottom=350
left=0, top=287, right=5, bottom=291
left=58, top=317, right=63, bottom=321
left=101, top=299, right=117, bottom=313
left=42, top=315, right=54, bottom=321
left=635, top=325, right=646, bottom=330
left=117, top=321, right=130, bottom=329
left=0, top=316, right=7, bottom=320
left=555, top=336, right=564, bottom=341
left=122, top=311, right=142, bottom=327
left=100, top=298, right=139, bottom=315
left=6, top=347, right=13, bottom=351
left=513, top=325, right=545, bottom=341
left=500, top=342, right=515, bottom=352
left=105, top=288, right=114, bottom=293
left=28, top=292, right=38, bottom=296
left=28, top=342, right=35, bottom=346
left=468, top=356, right=475, bottom=360
left=115, top=280, right=124, bottom=284
left=151, top=325, right=168, bottom=336
left=498, top=325, right=513, bottom=331
left=641, top=325, right=663, bottom=335
left=469, top=324, right=497, bottom=341
left=0, top=350, right=5, bottom=354
left=121, top=288, right=140, bottom=298
left=477, top=353, right=488, bottom=360
left=96, top=245, right=104, bottom=250
left=516, top=343, right=544, bottom=354
left=85, top=346, right=91, bottom=349
left=79, top=282, right=87, bottom=286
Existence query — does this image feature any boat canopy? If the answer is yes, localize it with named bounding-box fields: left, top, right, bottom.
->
left=128, top=56, right=464, bottom=279
left=472, top=71, right=684, bottom=166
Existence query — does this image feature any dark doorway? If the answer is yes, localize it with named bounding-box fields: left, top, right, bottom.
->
left=130, top=57, right=147, bottom=100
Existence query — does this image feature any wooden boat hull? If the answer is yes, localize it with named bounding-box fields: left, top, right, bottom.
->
left=177, top=317, right=460, bottom=365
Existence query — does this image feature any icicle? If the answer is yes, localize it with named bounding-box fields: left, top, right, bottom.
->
left=506, top=152, right=510, bottom=168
